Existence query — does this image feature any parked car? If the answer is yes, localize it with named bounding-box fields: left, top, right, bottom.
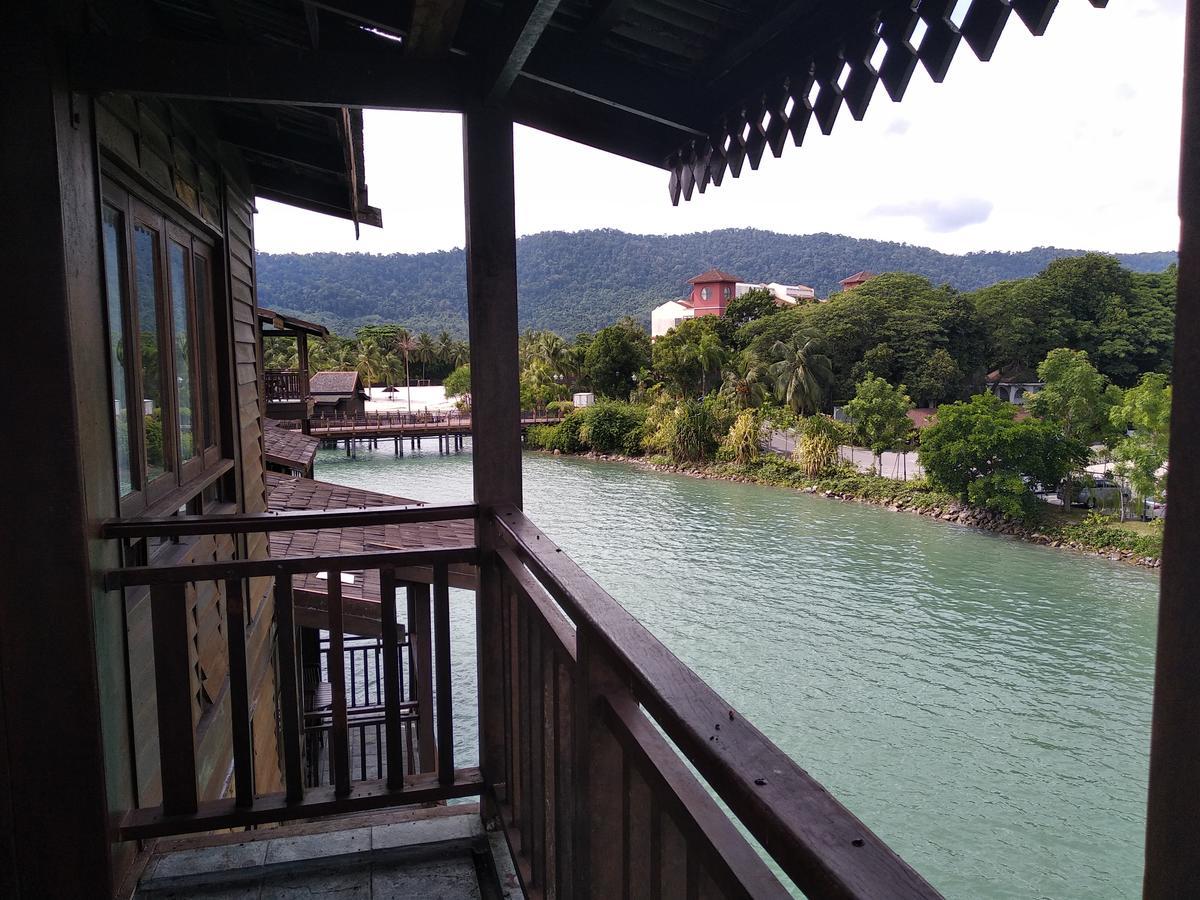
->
left=1057, top=476, right=1130, bottom=509
left=1144, top=496, right=1167, bottom=520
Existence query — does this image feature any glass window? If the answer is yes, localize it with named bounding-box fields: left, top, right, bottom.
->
left=101, top=206, right=134, bottom=497
left=701, top=286, right=709, bottom=300
left=723, top=285, right=732, bottom=299
left=168, top=241, right=197, bottom=462
left=133, top=223, right=168, bottom=481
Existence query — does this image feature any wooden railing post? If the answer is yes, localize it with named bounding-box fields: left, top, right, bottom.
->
left=433, top=563, right=455, bottom=785
left=274, top=575, right=305, bottom=803
left=151, top=582, right=199, bottom=816
left=380, top=568, right=404, bottom=789
left=408, top=582, right=437, bottom=773
left=573, top=626, right=629, bottom=899
left=224, top=578, right=255, bottom=806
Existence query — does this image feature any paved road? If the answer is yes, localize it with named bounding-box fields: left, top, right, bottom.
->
left=766, top=431, right=924, bottom=481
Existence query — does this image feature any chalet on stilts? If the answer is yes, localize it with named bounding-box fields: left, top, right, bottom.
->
left=258, top=307, right=329, bottom=433
left=3, top=1, right=1198, bottom=898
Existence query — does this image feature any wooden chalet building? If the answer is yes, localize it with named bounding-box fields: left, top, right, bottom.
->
left=2, top=1, right=1198, bottom=898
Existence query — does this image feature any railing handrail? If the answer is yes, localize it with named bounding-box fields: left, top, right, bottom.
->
left=100, top=501, right=478, bottom=539
left=107, top=545, right=476, bottom=590
left=492, top=503, right=941, bottom=900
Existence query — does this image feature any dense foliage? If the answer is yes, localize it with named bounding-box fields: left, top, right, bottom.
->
left=919, top=394, right=1089, bottom=518
left=256, top=229, right=1175, bottom=337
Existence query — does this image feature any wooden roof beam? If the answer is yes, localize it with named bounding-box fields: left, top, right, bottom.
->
left=483, top=0, right=563, bottom=104
left=520, top=37, right=712, bottom=134
left=406, top=0, right=467, bottom=56
left=579, top=0, right=635, bottom=42
left=67, top=35, right=469, bottom=110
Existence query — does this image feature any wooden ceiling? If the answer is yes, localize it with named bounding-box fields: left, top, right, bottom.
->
left=73, top=0, right=1109, bottom=210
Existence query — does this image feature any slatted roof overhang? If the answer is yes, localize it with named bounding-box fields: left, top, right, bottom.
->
left=69, top=0, right=1109, bottom=211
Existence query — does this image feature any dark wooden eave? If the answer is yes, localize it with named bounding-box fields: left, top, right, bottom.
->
left=68, top=0, right=1112, bottom=207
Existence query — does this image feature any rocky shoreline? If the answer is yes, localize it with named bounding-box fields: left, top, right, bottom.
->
left=543, top=448, right=1162, bottom=570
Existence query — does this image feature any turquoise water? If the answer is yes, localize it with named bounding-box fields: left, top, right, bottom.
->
left=315, top=439, right=1157, bottom=899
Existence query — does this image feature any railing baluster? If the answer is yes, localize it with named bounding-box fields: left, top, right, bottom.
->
left=518, top=597, right=532, bottom=854
left=556, top=657, right=575, bottom=900
left=350, top=645, right=358, bottom=708
left=409, top=582, right=436, bottom=773
left=225, top=578, right=255, bottom=807
left=625, top=758, right=653, bottom=895
left=275, top=576, right=304, bottom=803
left=530, top=622, right=546, bottom=886
left=380, top=568, right=404, bottom=789
left=542, top=633, right=557, bottom=897
left=151, top=582, right=198, bottom=816
left=327, top=569, right=351, bottom=796
left=433, top=562, right=454, bottom=785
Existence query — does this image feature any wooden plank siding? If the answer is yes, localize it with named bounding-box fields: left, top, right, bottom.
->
left=90, top=93, right=284, bottom=823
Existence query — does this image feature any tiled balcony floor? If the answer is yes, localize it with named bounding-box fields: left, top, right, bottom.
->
left=134, top=805, right=519, bottom=899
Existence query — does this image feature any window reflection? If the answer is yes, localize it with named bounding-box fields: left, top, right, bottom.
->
left=169, top=241, right=197, bottom=461
left=102, top=206, right=133, bottom=496
left=133, top=223, right=167, bottom=480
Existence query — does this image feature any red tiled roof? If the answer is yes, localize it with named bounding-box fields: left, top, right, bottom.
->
left=687, top=268, right=740, bottom=284
left=309, top=370, right=364, bottom=395
left=907, top=408, right=937, bottom=429
left=839, top=271, right=875, bottom=285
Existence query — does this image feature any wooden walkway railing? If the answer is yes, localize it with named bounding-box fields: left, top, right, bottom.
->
left=490, top=505, right=942, bottom=900
left=103, top=502, right=940, bottom=897
left=102, top=503, right=479, bottom=840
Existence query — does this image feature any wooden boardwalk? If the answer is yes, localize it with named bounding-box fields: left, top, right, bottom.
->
left=297, top=411, right=565, bottom=444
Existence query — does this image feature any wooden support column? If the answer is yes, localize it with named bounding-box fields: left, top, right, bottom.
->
left=1145, top=3, right=1200, bottom=895
left=463, top=107, right=521, bottom=822
left=297, top=332, right=311, bottom=435
left=0, top=9, right=123, bottom=896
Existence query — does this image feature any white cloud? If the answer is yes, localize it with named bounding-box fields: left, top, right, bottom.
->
left=253, top=1, right=1184, bottom=257
left=872, top=198, right=994, bottom=233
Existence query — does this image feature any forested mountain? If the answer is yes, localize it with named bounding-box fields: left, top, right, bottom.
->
left=256, top=229, right=1176, bottom=337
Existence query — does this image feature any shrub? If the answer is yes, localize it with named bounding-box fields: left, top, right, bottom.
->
left=719, top=410, right=763, bottom=465
left=578, top=401, right=646, bottom=454
left=795, top=414, right=841, bottom=477
left=525, top=424, right=558, bottom=450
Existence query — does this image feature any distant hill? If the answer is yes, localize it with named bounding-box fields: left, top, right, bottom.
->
left=256, top=228, right=1176, bottom=337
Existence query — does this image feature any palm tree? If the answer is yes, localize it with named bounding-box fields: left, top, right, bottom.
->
left=393, top=329, right=416, bottom=413
left=769, top=334, right=832, bottom=415
left=696, top=331, right=726, bottom=395
left=437, top=330, right=455, bottom=375
left=414, top=333, right=436, bottom=380
left=720, top=354, right=769, bottom=410
left=537, top=332, right=568, bottom=377
left=354, top=338, right=384, bottom=390
left=450, top=340, right=470, bottom=368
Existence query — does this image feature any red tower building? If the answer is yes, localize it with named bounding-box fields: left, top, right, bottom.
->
left=687, top=268, right=740, bottom=317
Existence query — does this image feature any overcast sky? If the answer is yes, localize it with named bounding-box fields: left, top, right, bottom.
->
left=255, top=0, right=1185, bottom=257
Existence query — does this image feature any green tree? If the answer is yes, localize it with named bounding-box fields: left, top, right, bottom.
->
left=1025, top=348, right=1116, bottom=506
left=724, top=287, right=779, bottom=330
left=719, top=353, right=769, bottom=410
left=414, top=332, right=436, bottom=380
left=920, top=393, right=1088, bottom=518
left=585, top=318, right=651, bottom=399
left=843, top=375, right=914, bottom=471
left=1110, top=372, right=1171, bottom=507
left=443, top=364, right=471, bottom=409
left=768, top=334, right=832, bottom=415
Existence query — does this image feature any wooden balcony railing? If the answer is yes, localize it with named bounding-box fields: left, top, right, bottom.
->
left=102, top=503, right=478, bottom=839
left=102, top=502, right=939, bottom=897
left=265, top=368, right=308, bottom=402
left=490, top=505, right=941, bottom=899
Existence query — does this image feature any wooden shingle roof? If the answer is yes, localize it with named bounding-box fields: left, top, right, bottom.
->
left=688, top=268, right=741, bottom=284
left=265, top=472, right=476, bottom=632
left=262, top=420, right=319, bottom=472
left=72, top=0, right=1108, bottom=209
left=309, top=371, right=365, bottom=396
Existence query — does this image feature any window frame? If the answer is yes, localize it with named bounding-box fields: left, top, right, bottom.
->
left=100, top=175, right=231, bottom=516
